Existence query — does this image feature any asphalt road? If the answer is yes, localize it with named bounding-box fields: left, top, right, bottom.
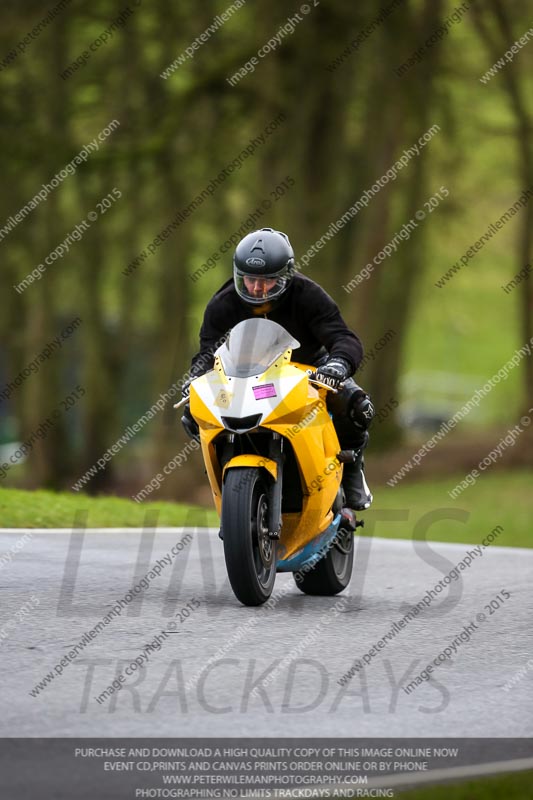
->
left=1, top=527, right=532, bottom=738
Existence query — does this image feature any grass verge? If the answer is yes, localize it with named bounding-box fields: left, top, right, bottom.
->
left=0, top=487, right=219, bottom=528
left=0, top=470, right=530, bottom=549
left=395, top=769, right=533, bottom=799
left=366, top=469, right=532, bottom=548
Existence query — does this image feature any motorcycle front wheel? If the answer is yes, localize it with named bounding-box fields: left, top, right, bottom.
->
left=222, top=468, right=277, bottom=606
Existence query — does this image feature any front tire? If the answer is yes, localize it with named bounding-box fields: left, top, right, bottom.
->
left=222, top=468, right=277, bottom=606
left=294, top=527, right=354, bottom=596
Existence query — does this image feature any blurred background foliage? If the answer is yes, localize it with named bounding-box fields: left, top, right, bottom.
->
left=0, top=0, right=532, bottom=500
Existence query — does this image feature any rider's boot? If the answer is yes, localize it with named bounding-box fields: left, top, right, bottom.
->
left=342, top=433, right=373, bottom=511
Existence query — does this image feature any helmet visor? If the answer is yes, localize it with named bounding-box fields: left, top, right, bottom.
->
left=234, top=268, right=289, bottom=305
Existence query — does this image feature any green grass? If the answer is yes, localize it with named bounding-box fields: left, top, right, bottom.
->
left=395, top=770, right=533, bottom=799
left=0, top=471, right=530, bottom=548
left=0, top=487, right=219, bottom=528
left=364, top=470, right=532, bottom=548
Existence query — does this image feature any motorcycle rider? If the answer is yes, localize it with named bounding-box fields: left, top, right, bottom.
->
left=181, top=228, right=374, bottom=511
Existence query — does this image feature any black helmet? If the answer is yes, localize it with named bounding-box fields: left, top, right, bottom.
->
left=233, top=228, right=295, bottom=307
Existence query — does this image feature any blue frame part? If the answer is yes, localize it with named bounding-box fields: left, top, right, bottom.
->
left=276, top=513, right=342, bottom=573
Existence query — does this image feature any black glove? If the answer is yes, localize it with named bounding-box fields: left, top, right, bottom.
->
left=181, top=403, right=199, bottom=439
left=181, top=379, right=192, bottom=400
left=314, top=357, right=351, bottom=390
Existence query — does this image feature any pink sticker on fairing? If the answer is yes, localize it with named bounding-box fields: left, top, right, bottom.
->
left=253, top=383, right=277, bottom=400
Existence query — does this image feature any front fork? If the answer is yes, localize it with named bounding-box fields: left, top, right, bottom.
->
left=267, top=432, right=283, bottom=540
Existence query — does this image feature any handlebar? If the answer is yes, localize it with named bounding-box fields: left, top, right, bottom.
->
left=307, top=374, right=340, bottom=394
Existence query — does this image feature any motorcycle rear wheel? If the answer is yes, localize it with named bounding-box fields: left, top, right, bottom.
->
left=294, top=526, right=354, bottom=596
left=222, top=468, right=277, bottom=606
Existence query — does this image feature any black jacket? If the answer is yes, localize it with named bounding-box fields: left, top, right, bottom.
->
left=190, top=274, right=363, bottom=378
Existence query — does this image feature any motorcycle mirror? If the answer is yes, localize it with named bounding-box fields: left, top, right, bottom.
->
left=173, top=396, right=190, bottom=409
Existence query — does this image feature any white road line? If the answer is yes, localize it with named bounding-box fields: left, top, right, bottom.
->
left=0, top=527, right=216, bottom=535
left=0, top=529, right=532, bottom=556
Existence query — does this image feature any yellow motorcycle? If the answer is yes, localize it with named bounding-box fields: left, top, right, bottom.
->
left=179, top=318, right=361, bottom=607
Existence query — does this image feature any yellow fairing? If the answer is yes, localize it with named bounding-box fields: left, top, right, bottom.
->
left=264, top=366, right=342, bottom=558
left=189, top=351, right=343, bottom=559
left=189, top=387, right=225, bottom=512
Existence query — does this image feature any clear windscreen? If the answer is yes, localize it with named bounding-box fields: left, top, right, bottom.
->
left=216, top=319, right=300, bottom=378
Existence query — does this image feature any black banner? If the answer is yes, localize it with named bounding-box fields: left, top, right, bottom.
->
left=1, top=738, right=531, bottom=799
